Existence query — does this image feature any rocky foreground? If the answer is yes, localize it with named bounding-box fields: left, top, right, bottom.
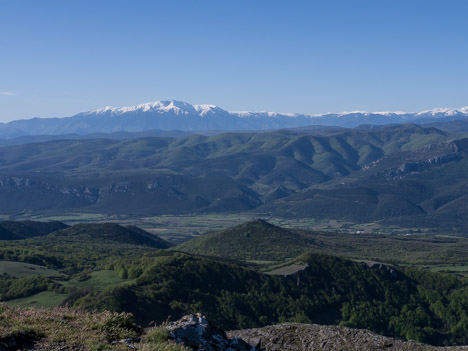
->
left=229, top=324, right=468, bottom=351
left=1, top=305, right=467, bottom=351
left=166, top=314, right=468, bottom=351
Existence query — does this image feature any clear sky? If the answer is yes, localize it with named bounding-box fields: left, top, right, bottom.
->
left=1, top=0, right=467, bottom=122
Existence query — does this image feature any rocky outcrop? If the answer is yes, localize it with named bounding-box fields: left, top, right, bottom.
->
left=228, top=323, right=468, bottom=351
left=167, top=313, right=260, bottom=351
left=366, top=262, right=399, bottom=278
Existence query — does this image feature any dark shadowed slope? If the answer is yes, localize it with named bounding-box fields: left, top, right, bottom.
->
left=0, top=220, right=69, bottom=239
left=45, top=223, right=172, bottom=249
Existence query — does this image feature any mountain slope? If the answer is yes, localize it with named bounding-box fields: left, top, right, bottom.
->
left=0, top=226, right=21, bottom=240
left=0, top=124, right=468, bottom=231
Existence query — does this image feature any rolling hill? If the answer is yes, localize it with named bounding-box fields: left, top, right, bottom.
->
left=176, top=219, right=314, bottom=262
left=0, top=123, right=468, bottom=231
left=0, top=222, right=172, bottom=275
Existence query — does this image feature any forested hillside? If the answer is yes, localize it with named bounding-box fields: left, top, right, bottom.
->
left=72, top=251, right=468, bottom=346
left=0, top=220, right=467, bottom=347
left=1, top=124, right=468, bottom=232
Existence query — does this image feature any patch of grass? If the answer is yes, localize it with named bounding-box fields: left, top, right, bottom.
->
left=60, top=270, right=136, bottom=290
left=419, top=265, right=468, bottom=277
left=0, top=304, right=189, bottom=351
left=139, top=342, right=191, bottom=351
left=141, top=326, right=170, bottom=343
left=0, top=304, right=138, bottom=350
left=21, top=213, right=108, bottom=223
left=5, top=271, right=135, bottom=309
left=267, top=264, right=308, bottom=275
left=0, top=261, right=63, bottom=278
left=6, top=291, right=68, bottom=308
left=246, top=260, right=276, bottom=265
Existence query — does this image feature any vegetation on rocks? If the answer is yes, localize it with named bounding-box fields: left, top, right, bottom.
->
left=0, top=304, right=189, bottom=351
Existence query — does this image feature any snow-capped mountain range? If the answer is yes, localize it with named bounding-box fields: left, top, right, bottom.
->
left=1, top=100, right=468, bottom=139
left=89, top=100, right=227, bottom=117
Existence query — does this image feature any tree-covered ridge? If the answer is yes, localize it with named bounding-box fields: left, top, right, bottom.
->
left=176, top=219, right=314, bottom=262
left=0, top=124, right=449, bottom=177
left=0, top=222, right=170, bottom=274
left=46, top=223, right=172, bottom=249
left=72, top=251, right=468, bottom=346
left=0, top=220, right=68, bottom=240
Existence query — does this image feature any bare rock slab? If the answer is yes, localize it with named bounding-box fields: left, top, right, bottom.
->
left=167, top=313, right=260, bottom=351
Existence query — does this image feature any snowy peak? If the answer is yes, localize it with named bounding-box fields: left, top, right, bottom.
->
left=194, top=104, right=227, bottom=116
left=83, top=100, right=468, bottom=121
left=416, top=106, right=468, bottom=117
left=84, top=100, right=228, bottom=117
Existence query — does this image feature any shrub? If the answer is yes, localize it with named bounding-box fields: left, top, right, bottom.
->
left=141, top=326, right=170, bottom=343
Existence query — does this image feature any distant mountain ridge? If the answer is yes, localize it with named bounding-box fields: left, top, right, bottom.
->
left=1, top=100, right=468, bottom=138
left=3, top=123, right=468, bottom=233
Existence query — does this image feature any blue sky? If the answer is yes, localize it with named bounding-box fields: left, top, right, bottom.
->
left=1, top=0, right=467, bottom=122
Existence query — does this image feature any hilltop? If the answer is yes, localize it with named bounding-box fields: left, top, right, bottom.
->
left=46, top=223, right=172, bottom=249
left=176, top=219, right=313, bottom=262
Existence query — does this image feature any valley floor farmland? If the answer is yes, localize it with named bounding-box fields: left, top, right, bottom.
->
left=5, top=211, right=459, bottom=244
